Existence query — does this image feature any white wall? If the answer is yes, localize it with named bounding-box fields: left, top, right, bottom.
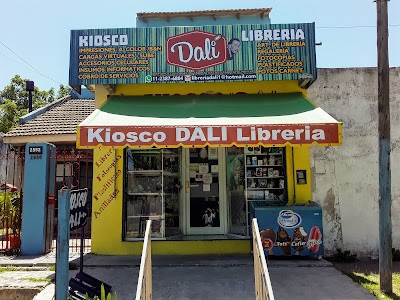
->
left=308, top=67, right=400, bottom=257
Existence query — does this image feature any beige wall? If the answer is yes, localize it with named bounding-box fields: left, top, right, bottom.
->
left=308, top=67, right=400, bottom=257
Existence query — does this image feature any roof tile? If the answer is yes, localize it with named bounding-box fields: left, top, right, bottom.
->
left=4, top=98, right=95, bottom=137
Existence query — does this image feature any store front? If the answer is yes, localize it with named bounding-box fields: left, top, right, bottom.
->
left=75, top=92, right=341, bottom=254
left=69, top=20, right=342, bottom=255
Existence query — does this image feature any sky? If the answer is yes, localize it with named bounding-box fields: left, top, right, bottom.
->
left=0, top=0, right=399, bottom=92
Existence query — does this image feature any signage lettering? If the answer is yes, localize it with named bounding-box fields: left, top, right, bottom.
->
left=170, top=39, right=221, bottom=63
left=69, top=188, right=88, bottom=231
left=79, top=35, right=128, bottom=47
left=241, top=29, right=305, bottom=42
left=167, top=31, right=227, bottom=70
left=80, top=125, right=339, bottom=147
left=70, top=24, right=316, bottom=86
left=28, top=146, right=43, bottom=155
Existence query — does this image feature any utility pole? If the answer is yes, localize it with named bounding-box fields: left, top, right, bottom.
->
left=376, top=0, right=392, bottom=294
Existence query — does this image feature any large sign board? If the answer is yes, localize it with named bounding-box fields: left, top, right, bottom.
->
left=70, top=188, right=88, bottom=231
left=78, top=124, right=341, bottom=148
left=69, top=23, right=316, bottom=88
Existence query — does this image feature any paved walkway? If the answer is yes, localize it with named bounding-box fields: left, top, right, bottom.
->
left=0, top=254, right=376, bottom=300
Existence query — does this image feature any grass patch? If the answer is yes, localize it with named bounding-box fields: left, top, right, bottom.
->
left=0, top=266, right=20, bottom=272
left=25, top=277, right=52, bottom=284
left=345, top=272, right=400, bottom=300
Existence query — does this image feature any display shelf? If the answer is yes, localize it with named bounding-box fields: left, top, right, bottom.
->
left=127, top=170, right=178, bottom=176
left=127, top=170, right=162, bottom=175
left=247, top=187, right=284, bottom=190
left=244, top=146, right=288, bottom=237
left=245, top=153, right=282, bottom=156
left=247, top=176, right=284, bottom=179
left=127, top=215, right=162, bottom=219
left=127, top=192, right=161, bottom=196
left=163, top=171, right=179, bottom=176
left=244, top=146, right=287, bottom=204
left=124, top=148, right=181, bottom=239
left=245, top=165, right=283, bottom=167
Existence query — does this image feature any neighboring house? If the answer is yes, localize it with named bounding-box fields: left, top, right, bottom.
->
left=2, top=96, right=95, bottom=246
left=3, top=96, right=95, bottom=146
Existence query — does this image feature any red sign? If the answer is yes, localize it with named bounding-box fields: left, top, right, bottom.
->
left=78, top=124, right=340, bottom=148
left=166, top=30, right=227, bottom=70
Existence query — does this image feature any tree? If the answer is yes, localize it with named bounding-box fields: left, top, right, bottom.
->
left=0, top=100, right=26, bottom=133
left=57, top=84, right=71, bottom=99
left=0, top=75, right=72, bottom=133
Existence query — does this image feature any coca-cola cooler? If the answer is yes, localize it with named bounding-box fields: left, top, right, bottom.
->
left=250, top=203, right=324, bottom=257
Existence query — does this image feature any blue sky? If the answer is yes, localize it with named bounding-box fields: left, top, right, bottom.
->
left=0, top=0, right=399, bottom=91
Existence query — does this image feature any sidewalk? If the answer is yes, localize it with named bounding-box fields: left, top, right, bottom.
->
left=0, top=253, right=376, bottom=300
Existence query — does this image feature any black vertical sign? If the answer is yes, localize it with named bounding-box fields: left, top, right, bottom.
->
left=70, top=188, right=88, bottom=231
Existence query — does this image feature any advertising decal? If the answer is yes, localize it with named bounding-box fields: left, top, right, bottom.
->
left=259, top=209, right=323, bottom=256
left=69, top=23, right=316, bottom=87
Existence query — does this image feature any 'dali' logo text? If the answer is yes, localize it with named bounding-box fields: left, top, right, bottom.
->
left=166, top=30, right=227, bottom=70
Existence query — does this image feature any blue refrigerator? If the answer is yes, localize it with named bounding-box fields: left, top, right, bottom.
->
left=250, top=203, right=324, bottom=257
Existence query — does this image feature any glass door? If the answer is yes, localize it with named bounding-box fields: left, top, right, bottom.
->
left=186, top=147, right=226, bottom=235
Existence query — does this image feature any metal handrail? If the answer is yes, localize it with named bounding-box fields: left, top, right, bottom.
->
left=252, top=218, right=275, bottom=300
left=135, top=220, right=153, bottom=300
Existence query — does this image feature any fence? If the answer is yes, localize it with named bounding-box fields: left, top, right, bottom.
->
left=0, top=144, right=93, bottom=254
left=0, top=145, right=24, bottom=254
left=252, top=218, right=275, bottom=300
left=51, top=147, right=93, bottom=253
left=135, top=220, right=153, bottom=300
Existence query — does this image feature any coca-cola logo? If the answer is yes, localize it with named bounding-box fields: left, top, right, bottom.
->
left=166, top=30, right=227, bottom=70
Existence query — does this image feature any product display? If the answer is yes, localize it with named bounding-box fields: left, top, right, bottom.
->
left=292, top=226, right=308, bottom=254
left=250, top=204, right=324, bottom=257
left=125, top=148, right=181, bottom=239
left=244, top=146, right=287, bottom=205
left=308, top=226, right=323, bottom=253
left=276, top=226, right=292, bottom=256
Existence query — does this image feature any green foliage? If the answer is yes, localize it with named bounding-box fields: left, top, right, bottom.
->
left=345, top=272, right=400, bottom=300
left=0, top=192, right=20, bottom=235
left=25, top=277, right=52, bottom=283
left=0, top=266, right=20, bottom=272
left=0, top=100, right=26, bottom=133
left=83, top=284, right=117, bottom=300
left=0, top=75, right=71, bottom=133
left=57, top=84, right=71, bottom=99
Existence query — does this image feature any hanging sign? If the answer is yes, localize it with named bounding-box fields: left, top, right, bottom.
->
left=70, top=188, right=88, bottom=231
left=69, top=23, right=316, bottom=88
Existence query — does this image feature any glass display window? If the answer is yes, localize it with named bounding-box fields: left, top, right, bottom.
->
left=123, top=148, right=181, bottom=239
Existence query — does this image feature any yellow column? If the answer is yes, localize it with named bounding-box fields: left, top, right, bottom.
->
left=291, top=147, right=312, bottom=204
left=91, top=146, right=128, bottom=254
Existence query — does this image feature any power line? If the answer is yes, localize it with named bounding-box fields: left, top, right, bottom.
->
left=0, top=41, right=46, bottom=78
left=317, top=24, right=400, bottom=29
left=0, top=52, right=33, bottom=71
left=0, top=40, right=70, bottom=89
